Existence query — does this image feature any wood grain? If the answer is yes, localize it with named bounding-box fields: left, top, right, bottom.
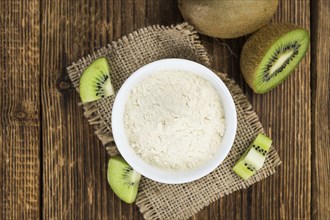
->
left=248, top=1, right=311, bottom=219
left=40, top=0, right=143, bottom=219
left=311, top=0, right=330, bottom=219
left=1, top=0, right=329, bottom=219
left=198, top=1, right=311, bottom=219
left=0, top=0, right=40, bottom=219
left=42, top=0, right=102, bottom=219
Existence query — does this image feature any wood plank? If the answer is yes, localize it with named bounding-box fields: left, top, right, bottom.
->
left=145, top=0, right=159, bottom=26
left=134, top=0, right=146, bottom=31
left=244, top=0, right=311, bottom=219
left=159, top=0, right=182, bottom=26
left=249, top=1, right=311, bottom=219
left=0, top=0, right=40, bottom=219
left=311, top=0, right=330, bottom=219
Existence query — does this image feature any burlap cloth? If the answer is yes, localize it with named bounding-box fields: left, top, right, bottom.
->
left=67, top=23, right=281, bottom=220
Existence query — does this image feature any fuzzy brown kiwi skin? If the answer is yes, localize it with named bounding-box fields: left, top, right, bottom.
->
left=240, top=23, right=306, bottom=93
left=178, top=0, right=279, bottom=39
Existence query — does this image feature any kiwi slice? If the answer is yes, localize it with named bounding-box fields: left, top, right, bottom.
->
left=79, top=57, right=114, bottom=103
left=107, top=156, right=141, bottom=204
left=240, top=23, right=310, bottom=94
left=233, top=134, right=272, bottom=180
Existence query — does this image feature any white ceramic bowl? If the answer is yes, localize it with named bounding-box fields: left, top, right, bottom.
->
left=112, top=59, right=237, bottom=184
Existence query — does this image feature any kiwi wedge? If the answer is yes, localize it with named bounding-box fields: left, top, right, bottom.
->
left=79, top=57, right=114, bottom=103
left=107, top=156, right=141, bottom=204
left=233, top=134, right=272, bottom=180
left=240, top=23, right=310, bottom=94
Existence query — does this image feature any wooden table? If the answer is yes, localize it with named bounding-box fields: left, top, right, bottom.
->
left=1, top=0, right=329, bottom=219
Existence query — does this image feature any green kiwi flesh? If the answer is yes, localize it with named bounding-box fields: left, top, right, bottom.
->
left=107, top=156, right=141, bottom=204
left=79, top=57, right=114, bottom=103
left=240, top=23, right=310, bottom=94
left=233, top=134, right=272, bottom=180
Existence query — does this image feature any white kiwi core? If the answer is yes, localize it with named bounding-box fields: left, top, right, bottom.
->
left=269, top=50, right=294, bottom=76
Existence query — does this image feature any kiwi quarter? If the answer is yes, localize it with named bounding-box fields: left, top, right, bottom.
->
left=240, top=23, right=310, bottom=94
left=107, top=156, right=141, bottom=204
left=79, top=57, right=114, bottom=103
left=233, top=134, right=272, bottom=180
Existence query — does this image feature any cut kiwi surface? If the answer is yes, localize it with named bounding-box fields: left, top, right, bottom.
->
left=107, top=156, right=141, bottom=204
left=79, top=57, right=114, bottom=103
left=233, top=134, right=272, bottom=180
left=240, top=23, right=310, bottom=94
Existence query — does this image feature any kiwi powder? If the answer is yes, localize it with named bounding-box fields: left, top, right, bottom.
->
left=124, top=70, right=226, bottom=170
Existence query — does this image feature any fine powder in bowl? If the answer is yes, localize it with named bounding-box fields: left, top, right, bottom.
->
left=124, top=70, right=225, bottom=170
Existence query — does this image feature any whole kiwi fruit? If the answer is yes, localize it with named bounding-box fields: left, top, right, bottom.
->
left=178, top=0, right=279, bottom=39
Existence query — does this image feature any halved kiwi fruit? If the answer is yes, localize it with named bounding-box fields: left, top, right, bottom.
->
left=79, top=57, right=114, bottom=103
left=233, top=134, right=272, bottom=180
left=107, top=156, right=141, bottom=204
left=240, top=23, right=310, bottom=94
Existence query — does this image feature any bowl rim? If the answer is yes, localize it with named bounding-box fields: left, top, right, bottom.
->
left=111, top=58, right=237, bottom=184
